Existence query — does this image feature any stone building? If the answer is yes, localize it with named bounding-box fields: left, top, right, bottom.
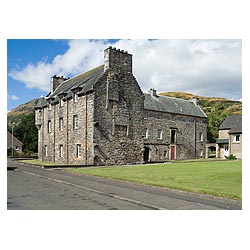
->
left=7, top=131, right=23, bottom=154
left=216, top=114, right=242, bottom=159
left=35, top=47, right=207, bottom=165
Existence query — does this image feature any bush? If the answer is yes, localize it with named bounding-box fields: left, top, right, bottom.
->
left=225, top=154, right=237, bottom=160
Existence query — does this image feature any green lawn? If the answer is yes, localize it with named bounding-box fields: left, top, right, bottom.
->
left=67, top=160, right=242, bottom=199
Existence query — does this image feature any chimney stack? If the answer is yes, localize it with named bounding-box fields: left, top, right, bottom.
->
left=104, top=46, right=132, bottom=73
left=50, top=75, right=68, bottom=93
left=149, top=88, right=157, bottom=97
left=191, top=97, right=199, bottom=105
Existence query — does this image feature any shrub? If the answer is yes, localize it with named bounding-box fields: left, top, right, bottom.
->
left=225, top=154, right=237, bottom=160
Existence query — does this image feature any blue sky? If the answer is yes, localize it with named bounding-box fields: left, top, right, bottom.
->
left=7, top=39, right=242, bottom=111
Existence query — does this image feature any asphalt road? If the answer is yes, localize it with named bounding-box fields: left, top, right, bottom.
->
left=7, top=159, right=242, bottom=210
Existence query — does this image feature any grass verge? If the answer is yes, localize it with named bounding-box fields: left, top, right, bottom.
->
left=67, top=160, right=242, bottom=199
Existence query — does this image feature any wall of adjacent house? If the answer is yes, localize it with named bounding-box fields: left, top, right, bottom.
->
left=230, top=134, right=242, bottom=159
left=144, top=110, right=207, bottom=161
left=218, top=129, right=230, bottom=139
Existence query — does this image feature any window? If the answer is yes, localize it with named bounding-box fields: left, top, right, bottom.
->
left=171, top=129, right=176, bottom=144
left=73, top=115, right=78, bottom=129
left=224, top=145, right=229, bottom=152
left=59, top=117, right=63, bottom=131
left=45, top=145, right=48, bottom=156
left=59, top=145, right=64, bottom=158
left=144, top=128, right=149, bottom=139
left=199, top=149, right=203, bottom=157
left=76, top=144, right=81, bottom=158
left=157, top=113, right=161, bottom=119
left=73, top=92, right=78, bottom=103
left=48, top=102, right=52, bottom=110
left=60, top=98, right=64, bottom=107
left=48, top=120, right=52, bottom=133
left=234, top=134, right=241, bottom=142
left=115, top=125, right=128, bottom=136
left=144, top=112, right=148, bottom=119
left=157, top=129, right=162, bottom=139
left=199, top=132, right=204, bottom=142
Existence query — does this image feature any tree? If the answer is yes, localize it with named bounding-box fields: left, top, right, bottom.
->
left=12, top=112, right=38, bottom=153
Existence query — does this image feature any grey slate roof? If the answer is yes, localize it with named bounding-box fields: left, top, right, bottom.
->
left=144, top=93, right=207, bottom=118
left=34, top=96, right=47, bottom=109
left=216, top=138, right=229, bottom=144
left=219, top=114, right=242, bottom=134
left=48, top=65, right=104, bottom=99
left=35, top=64, right=207, bottom=119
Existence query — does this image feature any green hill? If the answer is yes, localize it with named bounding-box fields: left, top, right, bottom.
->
left=7, top=98, right=39, bottom=126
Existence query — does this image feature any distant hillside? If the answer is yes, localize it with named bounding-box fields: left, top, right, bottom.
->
left=159, top=92, right=242, bottom=115
left=7, top=98, right=39, bottom=125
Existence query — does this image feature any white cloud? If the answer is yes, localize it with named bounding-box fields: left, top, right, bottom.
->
left=9, top=39, right=242, bottom=100
left=8, top=94, right=19, bottom=100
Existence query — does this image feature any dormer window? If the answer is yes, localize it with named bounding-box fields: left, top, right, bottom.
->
left=59, top=97, right=64, bottom=107
left=48, top=102, right=52, bottom=110
left=73, top=92, right=78, bottom=103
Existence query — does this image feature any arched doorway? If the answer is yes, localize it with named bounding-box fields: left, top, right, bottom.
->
left=143, top=146, right=150, bottom=162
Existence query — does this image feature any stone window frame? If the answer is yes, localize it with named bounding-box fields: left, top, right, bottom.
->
left=199, top=132, right=204, bottom=142
left=73, top=115, right=78, bottom=130
left=48, top=120, right=52, bottom=133
left=157, top=129, right=163, bottom=140
left=48, top=102, right=52, bottom=111
left=59, top=117, right=63, bottom=131
left=73, top=92, right=79, bottom=103
left=59, top=144, right=64, bottom=158
left=170, top=129, right=177, bottom=144
left=59, top=98, right=64, bottom=108
left=44, top=145, right=48, bottom=156
left=199, top=149, right=204, bottom=157
left=76, top=144, right=82, bottom=158
left=144, top=128, right=149, bottom=139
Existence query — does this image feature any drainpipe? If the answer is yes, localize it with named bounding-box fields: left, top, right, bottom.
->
left=42, top=110, right=44, bottom=161
left=194, top=119, right=197, bottom=157
left=53, top=104, right=55, bottom=162
left=66, top=100, right=69, bottom=164
left=85, top=94, right=88, bottom=164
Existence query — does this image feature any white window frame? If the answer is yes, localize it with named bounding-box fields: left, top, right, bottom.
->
left=145, top=128, right=149, bottom=139
left=199, top=132, right=204, bottom=142
left=76, top=144, right=82, bottom=158
left=60, top=98, right=64, bottom=107
left=73, top=115, right=78, bottom=130
left=157, top=129, right=163, bottom=139
left=59, top=145, right=64, bottom=158
left=73, top=92, right=78, bottom=103
left=233, top=134, right=241, bottom=143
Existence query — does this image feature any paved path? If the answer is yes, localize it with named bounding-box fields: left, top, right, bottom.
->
left=7, top=159, right=242, bottom=210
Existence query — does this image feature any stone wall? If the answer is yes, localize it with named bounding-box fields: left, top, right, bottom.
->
left=230, top=134, right=242, bottom=159
left=38, top=93, right=94, bottom=164
left=93, top=69, right=145, bottom=166
left=144, top=110, right=207, bottom=161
